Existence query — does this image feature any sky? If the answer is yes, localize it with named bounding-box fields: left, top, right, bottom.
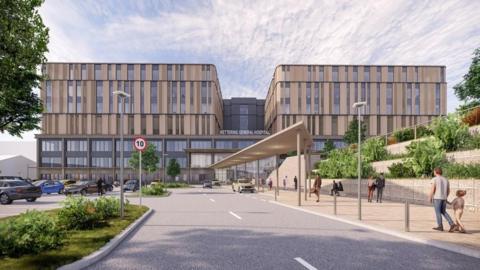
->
left=1, top=0, right=480, bottom=142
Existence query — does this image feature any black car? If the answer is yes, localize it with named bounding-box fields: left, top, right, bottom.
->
left=0, top=179, right=42, bottom=204
left=64, top=180, right=98, bottom=196
left=123, top=180, right=139, bottom=192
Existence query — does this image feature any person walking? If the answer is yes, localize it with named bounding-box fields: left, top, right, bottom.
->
left=283, top=176, right=287, bottom=190
left=97, top=177, right=104, bottom=196
left=268, top=178, right=273, bottom=190
left=375, top=173, right=385, bottom=203
left=367, top=175, right=376, bottom=203
left=330, top=180, right=339, bottom=196
left=449, top=190, right=467, bottom=233
left=310, top=175, right=322, bottom=202
left=429, top=167, right=455, bottom=232
left=293, top=176, right=298, bottom=191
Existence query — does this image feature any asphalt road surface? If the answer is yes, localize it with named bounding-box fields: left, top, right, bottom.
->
left=87, top=187, right=479, bottom=270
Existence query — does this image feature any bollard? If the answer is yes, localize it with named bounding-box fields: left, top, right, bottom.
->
left=334, top=192, right=337, bottom=215
left=404, top=200, right=410, bottom=232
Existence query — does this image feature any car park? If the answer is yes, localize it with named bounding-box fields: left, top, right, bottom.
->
left=0, top=179, right=42, bottom=204
left=123, top=180, right=139, bottom=192
left=64, top=180, right=98, bottom=196
left=34, top=180, right=64, bottom=194
left=232, top=179, right=255, bottom=193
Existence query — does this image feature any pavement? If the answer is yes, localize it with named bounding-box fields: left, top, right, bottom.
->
left=85, top=187, right=480, bottom=270
left=258, top=187, right=480, bottom=251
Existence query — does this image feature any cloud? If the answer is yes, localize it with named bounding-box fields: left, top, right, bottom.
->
left=1, top=0, right=479, bottom=141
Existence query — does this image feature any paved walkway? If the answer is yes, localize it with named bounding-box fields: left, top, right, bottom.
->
left=258, top=188, right=480, bottom=251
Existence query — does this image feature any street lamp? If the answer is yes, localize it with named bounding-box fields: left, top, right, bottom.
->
left=113, top=90, right=130, bottom=218
left=352, top=101, right=367, bottom=221
left=162, top=153, right=168, bottom=183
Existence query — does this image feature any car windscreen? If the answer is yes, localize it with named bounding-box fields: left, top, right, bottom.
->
left=6, top=180, right=31, bottom=187
left=33, top=180, right=46, bottom=186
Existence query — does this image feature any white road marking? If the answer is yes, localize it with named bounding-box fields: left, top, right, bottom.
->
left=294, top=257, right=318, bottom=270
left=229, top=211, right=242, bottom=220
left=209, top=198, right=215, bottom=202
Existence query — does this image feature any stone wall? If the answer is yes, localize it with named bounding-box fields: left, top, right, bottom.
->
left=320, top=178, right=479, bottom=212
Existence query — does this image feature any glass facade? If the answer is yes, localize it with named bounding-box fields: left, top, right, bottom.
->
left=42, top=140, right=62, bottom=151
left=191, top=140, right=211, bottom=149
left=67, top=140, right=87, bottom=151
left=46, top=81, right=52, bottom=112
left=166, top=140, right=187, bottom=152
left=95, top=64, right=101, bottom=80
left=92, top=140, right=112, bottom=152
left=67, top=157, right=87, bottom=168
left=96, top=81, right=103, bottom=113
left=76, top=81, right=82, bottom=113
left=191, top=154, right=212, bottom=168
left=67, top=81, right=74, bottom=113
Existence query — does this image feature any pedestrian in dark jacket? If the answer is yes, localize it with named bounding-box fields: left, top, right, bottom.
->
left=330, top=180, right=340, bottom=196
left=293, top=176, right=298, bottom=191
left=310, top=175, right=322, bottom=202
left=97, top=177, right=104, bottom=196
left=375, top=173, right=385, bottom=203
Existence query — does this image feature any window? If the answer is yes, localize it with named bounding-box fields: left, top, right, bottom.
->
left=386, top=83, right=393, bottom=114
left=67, top=140, right=87, bottom=151
left=319, top=66, right=324, bottom=81
left=91, top=158, right=112, bottom=168
left=281, top=82, right=290, bottom=113
left=215, top=140, right=233, bottom=149
left=297, top=83, right=302, bottom=113
left=109, top=81, right=113, bottom=113
left=116, top=65, right=121, bottom=80
left=151, top=81, right=158, bottom=113
left=239, top=105, right=248, bottom=114
left=115, top=140, right=133, bottom=152
left=166, top=140, right=187, bottom=152
left=180, top=82, right=186, bottom=113
left=376, top=66, right=381, bottom=81
left=415, top=84, right=420, bottom=114
left=364, top=66, right=370, bottom=81
left=347, top=84, right=351, bottom=113
left=353, top=66, right=358, bottom=82
left=76, top=81, right=82, bottom=113
left=306, top=83, right=311, bottom=113
left=402, top=66, right=407, bottom=81
left=435, top=83, right=441, bottom=114
left=153, top=115, right=159, bottom=134
left=201, top=82, right=208, bottom=113
left=108, top=64, right=113, bottom=80
left=191, top=140, right=211, bottom=149
left=41, top=157, right=62, bottom=168
left=377, top=84, right=381, bottom=113
left=67, top=81, right=74, bottom=113
left=67, top=157, right=87, bottom=168
left=387, top=66, right=394, bottom=82
left=127, top=64, right=134, bottom=80
left=124, top=81, right=130, bottom=113
left=314, top=82, right=319, bottom=113
left=170, top=82, right=177, bottom=113
left=333, top=83, right=340, bottom=114
left=238, top=140, right=255, bottom=148
left=140, top=64, right=147, bottom=81
left=150, top=140, right=162, bottom=152
left=179, top=64, right=184, bottom=80
left=307, top=65, right=312, bottom=81
left=239, top=115, right=248, bottom=130
left=152, top=64, right=159, bottom=80
left=94, top=64, right=102, bottom=80
left=406, top=84, right=412, bottom=114
left=140, top=82, right=145, bottom=113
left=69, top=64, right=74, bottom=79
left=190, top=82, right=194, bottom=109
left=81, top=64, right=87, bottom=80
left=191, top=154, right=212, bottom=168
left=331, top=116, right=338, bottom=136
left=415, top=67, right=419, bottom=82
left=441, top=67, right=446, bottom=82
left=92, top=140, right=112, bottom=151
left=41, top=140, right=62, bottom=151
left=96, top=81, right=103, bottom=113
left=167, top=65, right=172, bottom=80
left=332, top=66, right=339, bottom=82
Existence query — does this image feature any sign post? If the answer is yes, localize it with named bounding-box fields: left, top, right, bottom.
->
left=134, top=137, right=147, bottom=206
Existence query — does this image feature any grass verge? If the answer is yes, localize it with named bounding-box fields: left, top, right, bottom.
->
left=0, top=204, right=148, bottom=270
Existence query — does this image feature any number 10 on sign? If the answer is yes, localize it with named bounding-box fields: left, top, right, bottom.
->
left=134, top=137, right=147, bottom=206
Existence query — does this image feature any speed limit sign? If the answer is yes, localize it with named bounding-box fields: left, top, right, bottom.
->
left=134, top=137, right=147, bottom=152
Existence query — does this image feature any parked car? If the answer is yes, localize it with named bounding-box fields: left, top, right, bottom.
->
left=123, top=180, right=139, bottom=192
left=64, top=180, right=98, bottom=196
left=104, top=183, right=114, bottom=192
left=232, top=179, right=255, bottom=193
left=212, top=180, right=221, bottom=187
left=60, top=179, right=77, bottom=187
left=202, top=181, right=213, bottom=189
left=34, top=180, right=64, bottom=194
left=0, top=179, right=42, bottom=204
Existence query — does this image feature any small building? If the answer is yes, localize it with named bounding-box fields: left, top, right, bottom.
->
left=0, top=155, right=37, bottom=180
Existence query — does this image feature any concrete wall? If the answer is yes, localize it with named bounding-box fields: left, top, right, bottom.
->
left=0, top=156, right=37, bottom=179
left=320, top=178, right=480, bottom=212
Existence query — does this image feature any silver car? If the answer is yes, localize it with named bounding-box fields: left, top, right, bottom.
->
left=0, top=179, right=42, bottom=204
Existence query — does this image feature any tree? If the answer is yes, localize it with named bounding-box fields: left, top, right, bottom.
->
left=404, top=138, right=446, bottom=177
left=361, top=137, right=388, bottom=163
left=0, top=0, right=49, bottom=137
left=343, top=119, right=366, bottom=145
left=430, top=114, right=470, bottom=151
left=166, top=158, right=181, bottom=181
left=454, top=48, right=480, bottom=111
left=323, top=139, right=336, bottom=155
left=128, top=144, right=159, bottom=176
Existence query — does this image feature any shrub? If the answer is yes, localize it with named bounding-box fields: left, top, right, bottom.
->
left=0, top=210, right=64, bottom=257
left=416, top=125, right=433, bottom=138
left=387, top=162, right=416, bottom=178
left=444, top=163, right=480, bottom=179
left=362, top=137, right=388, bottom=162
left=461, top=106, right=480, bottom=126
left=460, top=132, right=480, bottom=150
left=386, top=136, right=397, bottom=145
left=58, top=196, right=101, bottom=230
left=430, top=114, right=471, bottom=151
left=315, top=148, right=374, bottom=179
left=393, top=128, right=414, bottom=142
left=142, top=184, right=166, bottom=196
left=404, top=138, right=446, bottom=177
left=94, top=196, right=120, bottom=220
left=164, top=182, right=190, bottom=188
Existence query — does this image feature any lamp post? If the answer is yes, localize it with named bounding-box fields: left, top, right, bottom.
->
left=162, top=153, right=168, bottom=183
left=113, top=90, right=130, bottom=218
left=352, top=101, right=366, bottom=220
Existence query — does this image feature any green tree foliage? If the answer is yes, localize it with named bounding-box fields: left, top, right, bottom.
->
left=444, top=163, right=480, bottom=179
left=129, top=144, right=159, bottom=175
left=430, top=114, right=470, bottom=151
left=387, top=162, right=416, bottom=178
left=0, top=0, right=49, bottom=137
left=454, top=48, right=480, bottom=110
left=166, top=158, right=181, bottom=181
left=361, top=137, right=388, bottom=163
left=404, top=138, right=446, bottom=177
left=343, top=119, right=366, bottom=145
left=323, top=139, right=336, bottom=155
left=315, top=148, right=373, bottom=178
left=393, top=128, right=414, bottom=142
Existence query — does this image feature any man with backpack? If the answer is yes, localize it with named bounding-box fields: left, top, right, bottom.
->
left=375, top=173, right=385, bottom=203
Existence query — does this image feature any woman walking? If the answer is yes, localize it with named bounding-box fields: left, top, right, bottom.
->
left=367, top=175, right=376, bottom=202
left=310, top=175, right=322, bottom=202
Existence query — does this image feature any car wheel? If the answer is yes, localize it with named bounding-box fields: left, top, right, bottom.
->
left=80, top=189, right=87, bottom=196
left=0, top=193, right=12, bottom=205
left=26, top=198, right=37, bottom=202
left=59, top=188, right=64, bottom=194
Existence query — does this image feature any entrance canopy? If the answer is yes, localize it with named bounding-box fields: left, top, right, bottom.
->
left=209, top=121, right=313, bottom=169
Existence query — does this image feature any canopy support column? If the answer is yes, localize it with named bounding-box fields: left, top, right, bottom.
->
left=297, top=131, right=301, bottom=206
left=275, top=155, right=279, bottom=201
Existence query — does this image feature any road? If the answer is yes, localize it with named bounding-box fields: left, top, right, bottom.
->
left=87, top=187, right=480, bottom=270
